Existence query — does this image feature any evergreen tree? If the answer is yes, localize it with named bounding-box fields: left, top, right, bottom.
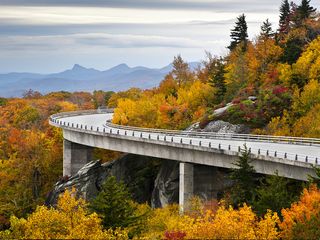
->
left=90, top=176, right=137, bottom=229
left=228, top=14, right=248, bottom=51
left=253, top=172, right=294, bottom=217
left=229, top=145, right=257, bottom=206
left=292, top=214, right=320, bottom=240
left=208, top=57, right=226, bottom=103
left=0, top=98, right=7, bottom=107
left=260, top=19, right=274, bottom=39
left=297, top=0, right=317, bottom=20
left=279, top=0, right=291, bottom=33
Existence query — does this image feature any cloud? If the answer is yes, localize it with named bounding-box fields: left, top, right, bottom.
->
left=0, top=33, right=224, bottom=52
left=0, top=0, right=281, bottom=13
left=80, top=33, right=226, bottom=48
left=1, top=0, right=318, bottom=72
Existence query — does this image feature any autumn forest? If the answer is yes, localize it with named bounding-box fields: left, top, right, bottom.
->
left=1, top=0, right=320, bottom=239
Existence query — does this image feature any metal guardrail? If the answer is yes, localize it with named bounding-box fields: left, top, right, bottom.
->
left=105, top=121, right=320, bottom=146
left=49, top=109, right=320, bottom=166
left=50, top=109, right=114, bottom=120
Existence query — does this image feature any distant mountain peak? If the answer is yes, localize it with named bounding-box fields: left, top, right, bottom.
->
left=102, top=63, right=131, bottom=75
left=0, top=61, right=200, bottom=97
left=114, top=63, right=130, bottom=69
left=72, top=64, right=86, bottom=71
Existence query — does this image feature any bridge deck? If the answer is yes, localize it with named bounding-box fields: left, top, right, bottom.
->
left=53, top=113, right=320, bottom=165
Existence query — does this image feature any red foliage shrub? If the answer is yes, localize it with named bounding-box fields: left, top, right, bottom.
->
left=164, top=230, right=187, bottom=240
left=272, top=85, right=288, bottom=95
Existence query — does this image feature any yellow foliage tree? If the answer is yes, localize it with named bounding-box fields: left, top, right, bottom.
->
left=0, top=188, right=128, bottom=240
left=139, top=203, right=279, bottom=240
left=292, top=79, right=320, bottom=116
left=266, top=110, right=292, bottom=136
left=277, top=63, right=292, bottom=87
left=292, top=103, right=320, bottom=137
left=182, top=205, right=279, bottom=240
left=266, top=79, right=320, bottom=138
left=112, top=80, right=215, bottom=130
left=112, top=98, right=136, bottom=125
left=294, top=36, right=320, bottom=81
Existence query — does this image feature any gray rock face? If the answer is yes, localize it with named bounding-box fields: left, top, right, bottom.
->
left=45, top=160, right=107, bottom=205
left=185, top=120, right=249, bottom=134
left=184, top=122, right=200, bottom=132
left=213, top=103, right=234, bottom=117
left=151, top=160, right=179, bottom=208
left=46, top=154, right=160, bottom=206
left=151, top=162, right=233, bottom=208
left=203, top=120, right=250, bottom=134
left=46, top=155, right=234, bottom=208
left=186, top=102, right=250, bottom=133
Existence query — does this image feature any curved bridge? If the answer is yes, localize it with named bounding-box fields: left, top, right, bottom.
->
left=49, top=109, right=320, bottom=209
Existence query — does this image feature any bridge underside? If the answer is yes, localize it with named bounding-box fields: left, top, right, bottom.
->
left=63, top=129, right=314, bottom=211
left=62, top=129, right=315, bottom=211
left=63, top=129, right=315, bottom=182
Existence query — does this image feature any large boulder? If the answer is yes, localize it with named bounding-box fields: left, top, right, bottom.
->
left=151, top=161, right=233, bottom=208
left=203, top=120, right=250, bottom=134
left=46, top=154, right=160, bottom=206
left=185, top=103, right=250, bottom=133
left=151, top=160, right=179, bottom=208
left=46, top=155, right=234, bottom=208
left=45, top=160, right=107, bottom=205
left=185, top=120, right=250, bottom=134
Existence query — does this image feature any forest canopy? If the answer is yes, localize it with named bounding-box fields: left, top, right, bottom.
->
left=0, top=0, right=320, bottom=238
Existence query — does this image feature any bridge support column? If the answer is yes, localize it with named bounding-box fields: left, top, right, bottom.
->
left=63, top=139, right=93, bottom=176
left=179, top=162, right=194, bottom=213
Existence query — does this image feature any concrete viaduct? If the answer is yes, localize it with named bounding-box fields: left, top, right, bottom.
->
left=49, top=109, right=320, bottom=210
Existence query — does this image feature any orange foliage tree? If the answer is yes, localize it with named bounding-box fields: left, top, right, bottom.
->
left=280, top=185, right=320, bottom=239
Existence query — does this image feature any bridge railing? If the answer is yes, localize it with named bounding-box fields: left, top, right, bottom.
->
left=49, top=109, right=114, bottom=120
left=104, top=121, right=320, bottom=146
left=49, top=109, right=320, bottom=146
left=49, top=109, right=320, bottom=165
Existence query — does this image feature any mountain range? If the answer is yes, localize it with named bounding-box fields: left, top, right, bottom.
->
left=0, top=62, right=199, bottom=97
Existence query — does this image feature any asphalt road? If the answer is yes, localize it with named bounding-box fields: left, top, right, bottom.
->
left=59, top=113, right=320, bottom=164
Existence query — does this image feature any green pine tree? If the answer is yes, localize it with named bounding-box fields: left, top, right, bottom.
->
left=253, top=172, right=294, bottom=217
left=297, top=0, right=317, bottom=20
left=292, top=213, right=320, bottom=239
left=260, top=19, right=274, bottom=39
left=228, top=14, right=248, bottom=51
left=279, top=0, right=291, bottom=33
left=89, top=176, right=137, bottom=229
left=208, top=57, right=226, bottom=103
left=0, top=98, right=7, bottom=107
left=229, top=144, right=257, bottom=206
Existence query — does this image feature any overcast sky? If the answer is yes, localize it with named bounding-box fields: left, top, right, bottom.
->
left=0, top=0, right=319, bottom=73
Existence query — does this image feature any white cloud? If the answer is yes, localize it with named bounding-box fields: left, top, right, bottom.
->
left=0, top=5, right=280, bottom=26
left=0, top=0, right=319, bottom=72
left=0, top=33, right=225, bottom=52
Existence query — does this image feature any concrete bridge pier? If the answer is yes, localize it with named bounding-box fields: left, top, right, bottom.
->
left=179, top=162, right=194, bottom=213
left=63, top=139, right=93, bottom=176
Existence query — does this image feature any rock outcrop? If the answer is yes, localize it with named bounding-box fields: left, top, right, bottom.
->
left=185, top=120, right=250, bottom=134
left=46, top=154, right=161, bottom=206
left=46, top=156, right=233, bottom=208
left=203, top=120, right=250, bottom=133
left=151, top=160, right=179, bottom=208
left=185, top=103, right=250, bottom=133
